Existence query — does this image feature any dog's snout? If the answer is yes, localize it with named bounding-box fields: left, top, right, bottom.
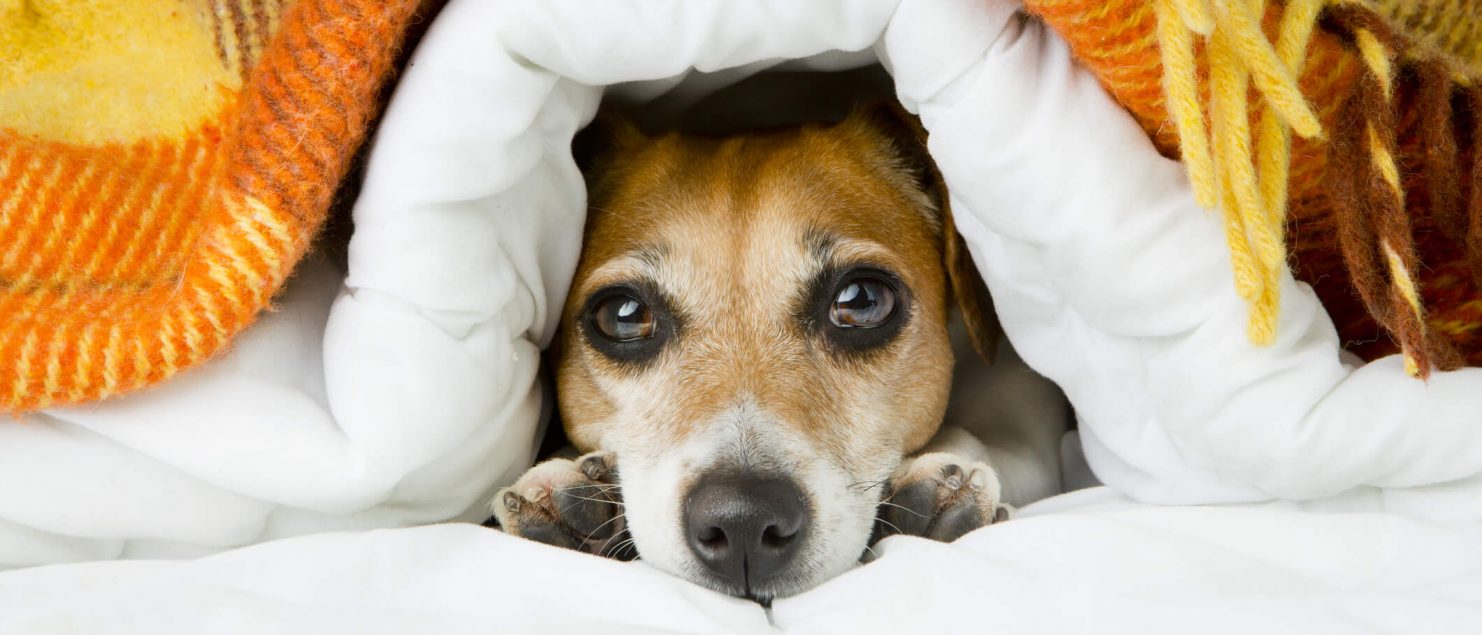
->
left=684, top=474, right=809, bottom=593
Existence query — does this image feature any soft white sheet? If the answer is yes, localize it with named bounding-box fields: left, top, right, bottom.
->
left=3, top=489, right=1479, bottom=634
left=3, top=0, right=1480, bottom=605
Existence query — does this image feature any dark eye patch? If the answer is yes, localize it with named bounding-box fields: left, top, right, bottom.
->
left=797, top=264, right=911, bottom=355
left=580, top=281, right=679, bottom=366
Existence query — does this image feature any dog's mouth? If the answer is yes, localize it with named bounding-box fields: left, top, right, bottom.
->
left=693, top=558, right=804, bottom=604
left=690, top=570, right=796, bottom=606
left=684, top=555, right=836, bottom=605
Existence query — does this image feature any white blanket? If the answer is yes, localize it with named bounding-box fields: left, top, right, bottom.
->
left=3, top=0, right=1481, bottom=612
left=3, top=489, right=1479, bottom=634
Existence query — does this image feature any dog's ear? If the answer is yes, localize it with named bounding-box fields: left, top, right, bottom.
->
left=845, top=103, right=1001, bottom=364
left=573, top=110, right=648, bottom=179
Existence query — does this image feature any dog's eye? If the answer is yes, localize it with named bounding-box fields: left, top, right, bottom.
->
left=829, top=278, right=897, bottom=328
left=592, top=296, right=655, bottom=341
left=805, top=267, right=909, bottom=354
left=582, top=284, right=675, bottom=365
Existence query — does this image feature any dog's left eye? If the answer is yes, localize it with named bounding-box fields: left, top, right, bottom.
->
left=830, top=278, right=897, bottom=328
left=592, top=296, right=656, bottom=341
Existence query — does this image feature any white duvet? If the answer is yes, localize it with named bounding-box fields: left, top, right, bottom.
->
left=3, top=0, right=1482, bottom=629
left=3, top=488, right=1480, bottom=634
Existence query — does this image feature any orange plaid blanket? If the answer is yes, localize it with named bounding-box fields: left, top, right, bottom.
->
left=1, top=0, right=426, bottom=412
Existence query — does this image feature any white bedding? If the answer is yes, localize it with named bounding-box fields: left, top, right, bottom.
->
left=3, top=0, right=1482, bottom=627
left=3, top=488, right=1479, bottom=634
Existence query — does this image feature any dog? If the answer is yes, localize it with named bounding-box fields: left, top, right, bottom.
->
left=489, top=103, right=1064, bottom=602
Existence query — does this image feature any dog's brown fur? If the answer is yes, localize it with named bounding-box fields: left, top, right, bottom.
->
left=493, top=106, right=1008, bottom=599
left=561, top=108, right=994, bottom=453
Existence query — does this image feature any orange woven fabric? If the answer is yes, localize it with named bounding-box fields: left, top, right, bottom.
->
left=0, top=0, right=423, bottom=413
left=1024, top=0, right=1482, bottom=366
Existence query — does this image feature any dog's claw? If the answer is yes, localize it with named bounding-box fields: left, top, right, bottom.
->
left=967, top=468, right=990, bottom=492
left=580, top=453, right=612, bottom=481
left=488, top=451, right=633, bottom=560
left=940, top=464, right=964, bottom=490
left=873, top=453, right=1009, bottom=545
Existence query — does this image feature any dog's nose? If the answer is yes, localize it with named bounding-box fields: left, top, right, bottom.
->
left=684, top=474, right=809, bottom=591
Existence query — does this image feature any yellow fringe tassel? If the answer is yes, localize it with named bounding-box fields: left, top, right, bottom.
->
left=1256, top=0, right=1323, bottom=265
left=1155, top=0, right=1328, bottom=346
left=1210, top=17, right=1269, bottom=332
left=1157, top=0, right=1220, bottom=209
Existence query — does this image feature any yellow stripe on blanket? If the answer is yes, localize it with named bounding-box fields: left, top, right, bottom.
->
left=0, top=0, right=239, bottom=144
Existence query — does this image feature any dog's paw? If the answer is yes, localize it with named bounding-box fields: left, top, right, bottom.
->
left=873, top=452, right=1011, bottom=544
left=488, top=451, right=635, bottom=560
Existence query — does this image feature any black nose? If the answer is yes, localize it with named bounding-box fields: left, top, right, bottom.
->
left=684, top=474, right=809, bottom=593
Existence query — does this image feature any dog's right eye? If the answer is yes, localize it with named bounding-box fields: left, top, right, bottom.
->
left=592, top=296, right=655, bottom=342
left=802, top=267, right=911, bottom=355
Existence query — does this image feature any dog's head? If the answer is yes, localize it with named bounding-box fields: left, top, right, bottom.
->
left=556, top=106, right=995, bottom=600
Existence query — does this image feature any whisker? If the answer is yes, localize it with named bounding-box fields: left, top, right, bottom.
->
left=876, top=500, right=929, bottom=519
left=553, top=487, right=626, bottom=514
left=847, top=478, right=890, bottom=493
left=612, top=537, right=639, bottom=560
left=873, top=516, right=907, bottom=537
left=579, top=511, right=627, bottom=544
left=555, top=493, right=626, bottom=508
left=557, top=483, right=622, bottom=498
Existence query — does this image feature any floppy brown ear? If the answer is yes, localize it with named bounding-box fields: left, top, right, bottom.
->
left=939, top=184, right=1001, bottom=364
left=572, top=109, right=648, bottom=179
left=849, top=103, right=1002, bottom=364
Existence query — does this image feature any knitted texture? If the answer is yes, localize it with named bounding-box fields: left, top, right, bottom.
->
left=1024, top=0, right=1482, bottom=373
left=0, top=0, right=423, bottom=413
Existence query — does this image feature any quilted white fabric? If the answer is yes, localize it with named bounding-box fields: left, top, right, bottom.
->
left=3, top=0, right=1481, bottom=585
left=4, top=488, right=1480, bottom=634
